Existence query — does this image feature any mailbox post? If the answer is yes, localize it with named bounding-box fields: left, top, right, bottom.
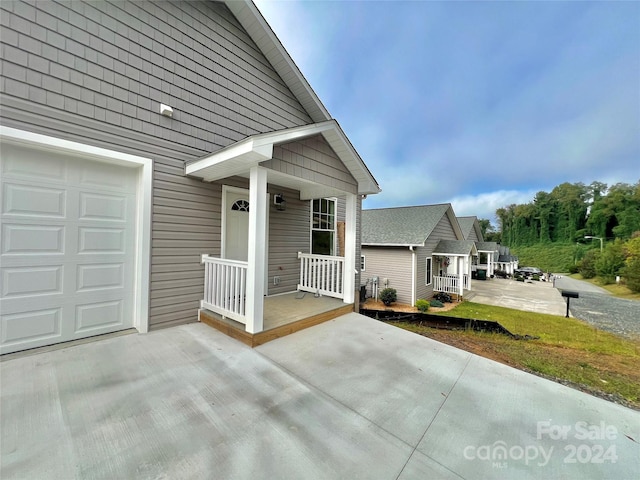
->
left=561, top=290, right=579, bottom=318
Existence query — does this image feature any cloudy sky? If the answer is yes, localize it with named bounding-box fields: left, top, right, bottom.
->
left=254, top=0, right=640, bottom=225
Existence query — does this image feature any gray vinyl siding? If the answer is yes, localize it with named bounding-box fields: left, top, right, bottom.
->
left=0, top=0, right=315, bottom=329
left=264, top=135, right=358, bottom=193
left=360, top=247, right=413, bottom=305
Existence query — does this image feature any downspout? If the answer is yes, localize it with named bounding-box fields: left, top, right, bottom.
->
left=410, top=246, right=416, bottom=307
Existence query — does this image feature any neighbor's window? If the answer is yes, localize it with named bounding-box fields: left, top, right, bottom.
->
left=360, top=255, right=366, bottom=271
left=426, top=258, right=432, bottom=285
left=311, top=198, right=336, bottom=255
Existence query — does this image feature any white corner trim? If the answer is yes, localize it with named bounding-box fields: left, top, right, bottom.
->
left=0, top=126, right=153, bottom=334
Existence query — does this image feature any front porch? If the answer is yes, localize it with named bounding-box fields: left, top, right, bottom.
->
left=199, top=292, right=353, bottom=347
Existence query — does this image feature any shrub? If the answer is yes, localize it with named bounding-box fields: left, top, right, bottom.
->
left=516, top=276, right=525, bottom=282
left=434, top=292, right=452, bottom=303
left=415, top=299, right=429, bottom=312
left=379, top=288, right=397, bottom=306
left=567, top=264, right=580, bottom=274
left=429, top=299, right=444, bottom=308
left=595, top=240, right=625, bottom=284
left=532, top=274, right=540, bottom=281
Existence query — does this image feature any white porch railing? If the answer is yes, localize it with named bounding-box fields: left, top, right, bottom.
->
left=434, top=274, right=471, bottom=294
left=201, top=255, right=248, bottom=324
left=298, top=252, right=345, bottom=299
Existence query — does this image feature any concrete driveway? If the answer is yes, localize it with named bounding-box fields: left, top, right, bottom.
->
left=2, top=316, right=639, bottom=479
left=465, top=277, right=568, bottom=316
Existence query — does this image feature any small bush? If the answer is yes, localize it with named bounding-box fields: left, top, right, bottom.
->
left=532, top=274, right=540, bottom=281
left=434, top=292, right=452, bottom=303
left=430, top=299, right=444, bottom=308
left=415, top=299, right=429, bottom=312
left=516, top=276, right=525, bottom=282
left=379, top=288, right=397, bottom=306
left=567, top=264, right=580, bottom=274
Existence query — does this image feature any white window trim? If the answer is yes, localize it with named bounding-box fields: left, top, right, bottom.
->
left=426, top=257, right=433, bottom=286
left=0, top=126, right=153, bottom=333
left=310, top=197, right=337, bottom=255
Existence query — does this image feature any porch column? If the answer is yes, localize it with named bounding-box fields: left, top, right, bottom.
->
left=466, top=255, right=472, bottom=290
left=245, top=166, right=267, bottom=333
left=458, top=256, right=464, bottom=297
left=343, top=192, right=357, bottom=304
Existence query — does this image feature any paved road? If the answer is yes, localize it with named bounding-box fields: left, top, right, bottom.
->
left=553, top=275, right=640, bottom=339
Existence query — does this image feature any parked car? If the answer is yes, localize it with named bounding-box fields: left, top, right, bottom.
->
left=515, top=267, right=543, bottom=278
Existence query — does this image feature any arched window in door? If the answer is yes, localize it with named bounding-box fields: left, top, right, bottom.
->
left=231, top=199, right=249, bottom=212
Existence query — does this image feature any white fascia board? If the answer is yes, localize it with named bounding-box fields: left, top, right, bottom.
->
left=362, top=242, right=424, bottom=248
left=186, top=139, right=273, bottom=176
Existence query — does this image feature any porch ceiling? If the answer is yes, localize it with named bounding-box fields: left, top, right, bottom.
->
left=185, top=121, right=380, bottom=199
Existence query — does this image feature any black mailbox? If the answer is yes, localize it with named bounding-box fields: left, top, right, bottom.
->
left=561, top=290, right=579, bottom=299
left=561, top=290, right=579, bottom=318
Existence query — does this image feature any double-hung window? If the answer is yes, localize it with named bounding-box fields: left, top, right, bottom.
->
left=425, top=258, right=433, bottom=285
left=311, top=198, right=336, bottom=255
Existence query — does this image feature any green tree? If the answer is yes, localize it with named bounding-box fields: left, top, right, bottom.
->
left=622, top=233, right=640, bottom=292
left=594, top=240, right=625, bottom=284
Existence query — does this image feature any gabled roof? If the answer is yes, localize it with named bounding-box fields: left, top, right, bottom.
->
left=186, top=120, right=380, bottom=197
left=433, top=240, right=478, bottom=256
left=362, top=204, right=463, bottom=246
left=475, top=241, right=499, bottom=253
left=190, top=2, right=380, bottom=198
left=457, top=216, right=484, bottom=242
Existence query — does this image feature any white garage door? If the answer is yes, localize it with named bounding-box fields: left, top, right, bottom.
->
left=1, top=143, right=138, bottom=354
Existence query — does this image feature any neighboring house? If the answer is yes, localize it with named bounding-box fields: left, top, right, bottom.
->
left=457, top=216, right=484, bottom=243
left=361, top=204, right=477, bottom=306
left=474, top=241, right=499, bottom=278
left=497, top=245, right=519, bottom=275
left=0, top=0, right=380, bottom=354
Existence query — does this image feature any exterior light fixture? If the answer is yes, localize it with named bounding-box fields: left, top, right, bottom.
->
left=160, top=104, right=173, bottom=117
left=274, top=193, right=286, bottom=211
left=584, top=235, right=603, bottom=252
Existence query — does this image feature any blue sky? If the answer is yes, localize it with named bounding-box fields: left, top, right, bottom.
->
left=255, top=0, right=640, bottom=226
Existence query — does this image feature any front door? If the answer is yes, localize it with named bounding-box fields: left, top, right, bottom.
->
left=224, top=188, right=249, bottom=262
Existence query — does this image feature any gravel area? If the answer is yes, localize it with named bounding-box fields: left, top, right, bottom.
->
left=553, top=276, right=640, bottom=339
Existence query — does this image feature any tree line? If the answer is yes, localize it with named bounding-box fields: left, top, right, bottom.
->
left=491, top=181, right=640, bottom=246
left=479, top=181, right=640, bottom=291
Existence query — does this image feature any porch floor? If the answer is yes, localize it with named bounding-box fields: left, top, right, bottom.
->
left=199, top=291, right=353, bottom=347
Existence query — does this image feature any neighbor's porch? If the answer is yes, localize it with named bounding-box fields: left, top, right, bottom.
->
left=431, top=240, right=478, bottom=298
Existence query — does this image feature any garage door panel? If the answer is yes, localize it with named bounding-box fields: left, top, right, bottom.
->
left=79, top=192, right=130, bottom=222
left=1, top=144, right=67, bottom=183
left=76, top=263, right=125, bottom=292
left=74, top=300, right=125, bottom=335
left=78, top=161, right=138, bottom=193
left=2, top=265, right=63, bottom=298
left=78, top=227, right=127, bottom=254
left=1, top=307, right=62, bottom=346
left=1, top=224, right=65, bottom=255
left=2, top=183, right=66, bottom=218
